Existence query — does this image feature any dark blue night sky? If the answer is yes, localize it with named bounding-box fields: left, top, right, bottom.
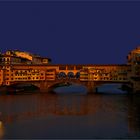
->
left=0, top=1, right=140, bottom=64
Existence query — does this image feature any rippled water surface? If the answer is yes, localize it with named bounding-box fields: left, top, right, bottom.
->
left=0, top=92, right=140, bottom=139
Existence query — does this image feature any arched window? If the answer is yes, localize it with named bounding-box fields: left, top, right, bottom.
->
left=7, top=58, right=10, bottom=61
left=75, top=72, right=80, bottom=79
left=57, top=72, right=67, bottom=79
left=67, top=72, right=75, bottom=79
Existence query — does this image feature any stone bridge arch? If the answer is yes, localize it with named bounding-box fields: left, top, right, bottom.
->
left=47, top=80, right=132, bottom=93
left=85, top=81, right=133, bottom=93
left=10, top=81, right=44, bottom=89
left=47, top=79, right=83, bottom=92
left=10, top=80, right=133, bottom=94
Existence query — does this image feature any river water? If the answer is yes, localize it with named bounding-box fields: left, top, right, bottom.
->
left=0, top=91, right=140, bottom=139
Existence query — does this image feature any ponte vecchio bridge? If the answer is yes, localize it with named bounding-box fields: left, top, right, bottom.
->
left=7, top=64, right=132, bottom=93
left=0, top=47, right=140, bottom=93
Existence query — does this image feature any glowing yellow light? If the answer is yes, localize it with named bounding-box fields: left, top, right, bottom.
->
left=0, top=121, right=2, bottom=127
left=0, top=121, right=4, bottom=138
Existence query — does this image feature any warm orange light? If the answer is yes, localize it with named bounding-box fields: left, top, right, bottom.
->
left=0, top=121, right=5, bottom=139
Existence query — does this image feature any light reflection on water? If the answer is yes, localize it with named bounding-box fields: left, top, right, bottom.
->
left=0, top=92, right=140, bottom=138
left=0, top=121, right=5, bottom=139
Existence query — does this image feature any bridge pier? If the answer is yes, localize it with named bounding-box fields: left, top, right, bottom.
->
left=86, top=81, right=97, bottom=93
left=131, top=81, right=140, bottom=93
left=38, top=81, right=48, bottom=92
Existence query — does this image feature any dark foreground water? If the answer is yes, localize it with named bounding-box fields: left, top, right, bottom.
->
left=0, top=92, right=140, bottom=139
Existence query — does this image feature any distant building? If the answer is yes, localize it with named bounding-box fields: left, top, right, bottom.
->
left=127, top=47, right=140, bottom=92
left=127, top=46, right=140, bottom=65
left=0, top=50, right=51, bottom=65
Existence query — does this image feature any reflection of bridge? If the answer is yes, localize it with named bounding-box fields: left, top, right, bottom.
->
left=0, top=94, right=100, bottom=124
left=0, top=94, right=140, bottom=138
left=1, top=93, right=139, bottom=131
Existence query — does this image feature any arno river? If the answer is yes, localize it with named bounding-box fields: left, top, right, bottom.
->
left=0, top=91, right=140, bottom=139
